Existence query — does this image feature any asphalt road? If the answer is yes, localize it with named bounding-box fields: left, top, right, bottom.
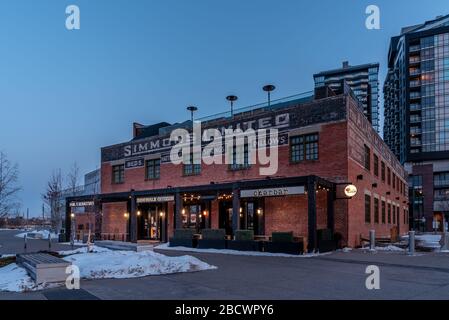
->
left=1, top=230, right=449, bottom=300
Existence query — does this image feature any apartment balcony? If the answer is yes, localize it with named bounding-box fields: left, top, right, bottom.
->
left=410, top=80, right=421, bottom=88
left=410, top=104, right=422, bottom=111
left=410, top=92, right=421, bottom=100
left=409, top=45, right=421, bottom=52
left=409, top=69, right=421, bottom=76
left=410, top=117, right=422, bottom=124
left=409, top=58, right=421, bottom=65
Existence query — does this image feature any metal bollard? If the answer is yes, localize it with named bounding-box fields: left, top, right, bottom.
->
left=24, top=234, right=27, bottom=252
left=369, top=230, right=376, bottom=251
left=408, top=231, right=415, bottom=255
left=48, top=233, right=52, bottom=250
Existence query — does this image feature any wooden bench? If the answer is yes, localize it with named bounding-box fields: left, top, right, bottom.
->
left=17, top=253, right=71, bottom=284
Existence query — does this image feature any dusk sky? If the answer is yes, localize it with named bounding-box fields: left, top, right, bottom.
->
left=1, top=0, right=448, bottom=216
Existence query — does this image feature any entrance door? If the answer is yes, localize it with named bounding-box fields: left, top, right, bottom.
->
left=148, top=206, right=161, bottom=240
left=219, top=201, right=233, bottom=236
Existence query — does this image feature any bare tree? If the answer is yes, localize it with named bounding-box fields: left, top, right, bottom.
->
left=67, top=162, right=80, bottom=196
left=42, top=169, right=64, bottom=232
left=0, top=151, right=21, bottom=218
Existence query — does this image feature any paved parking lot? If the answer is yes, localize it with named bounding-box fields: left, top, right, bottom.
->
left=1, top=230, right=449, bottom=300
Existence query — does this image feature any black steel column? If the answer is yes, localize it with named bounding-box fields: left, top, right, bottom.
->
left=130, top=193, right=137, bottom=243
left=307, top=177, right=317, bottom=253
left=65, top=201, right=71, bottom=242
left=232, top=183, right=240, bottom=236
left=327, top=187, right=335, bottom=235
left=94, top=199, right=102, bottom=241
left=175, top=191, right=182, bottom=229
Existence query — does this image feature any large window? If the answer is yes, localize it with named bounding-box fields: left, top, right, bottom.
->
left=393, top=206, right=396, bottom=224
left=381, top=161, right=386, bottom=181
left=392, top=173, right=396, bottom=189
left=387, top=167, right=391, bottom=185
left=381, top=200, right=386, bottom=224
left=365, top=194, right=371, bottom=223
left=387, top=203, right=391, bottom=224
left=374, top=154, right=379, bottom=177
left=434, top=172, right=449, bottom=187
left=112, top=164, right=124, bottom=184
left=146, top=159, right=160, bottom=180
left=374, top=198, right=379, bottom=224
left=184, top=153, right=201, bottom=176
left=290, top=133, right=319, bottom=163
left=229, top=143, right=250, bottom=171
left=364, top=145, right=371, bottom=170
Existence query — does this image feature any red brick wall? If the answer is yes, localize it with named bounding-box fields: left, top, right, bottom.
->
left=101, top=202, right=127, bottom=240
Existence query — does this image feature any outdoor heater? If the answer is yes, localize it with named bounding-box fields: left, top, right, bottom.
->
left=263, top=84, right=276, bottom=107
left=226, top=95, right=238, bottom=116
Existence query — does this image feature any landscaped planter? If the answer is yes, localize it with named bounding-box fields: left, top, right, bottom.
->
left=198, top=229, right=226, bottom=249
left=264, top=241, right=304, bottom=255
left=169, top=229, right=196, bottom=248
left=198, top=239, right=227, bottom=249
left=169, top=238, right=197, bottom=248
left=227, top=240, right=261, bottom=251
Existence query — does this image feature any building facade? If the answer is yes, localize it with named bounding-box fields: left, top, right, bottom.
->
left=314, top=61, right=380, bottom=133
left=67, top=87, right=408, bottom=249
left=383, top=15, right=449, bottom=231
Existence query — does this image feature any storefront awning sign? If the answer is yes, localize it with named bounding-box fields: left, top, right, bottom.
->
left=137, top=196, right=175, bottom=203
left=241, top=186, right=305, bottom=198
left=69, top=201, right=95, bottom=207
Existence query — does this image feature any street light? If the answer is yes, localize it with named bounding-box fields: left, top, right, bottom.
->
left=263, top=84, right=276, bottom=107
left=226, top=95, right=238, bottom=116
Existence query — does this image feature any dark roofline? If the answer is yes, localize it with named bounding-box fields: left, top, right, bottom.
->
left=313, top=62, right=380, bottom=78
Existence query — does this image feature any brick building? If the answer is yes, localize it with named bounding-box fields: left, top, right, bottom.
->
left=66, top=86, right=409, bottom=250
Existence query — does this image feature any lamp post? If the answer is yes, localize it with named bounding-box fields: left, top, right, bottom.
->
left=70, top=212, right=75, bottom=249
left=226, top=95, right=238, bottom=116
left=263, top=84, right=276, bottom=107
left=187, top=105, right=198, bottom=122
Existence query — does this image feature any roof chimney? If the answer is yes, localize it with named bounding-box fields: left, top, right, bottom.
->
left=342, top=61, right=349, bottom=69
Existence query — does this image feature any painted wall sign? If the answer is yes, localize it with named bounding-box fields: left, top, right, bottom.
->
left=101, top=98, right=347, bottom=163
left=125, top=158, right=144, bottom=169
left=136, top=196, right=175, bottom=203
left=241, top=186, right=305, bottom=198
left=69, top=201, right=95, bottom=207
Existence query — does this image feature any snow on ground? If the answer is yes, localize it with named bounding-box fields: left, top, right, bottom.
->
left=402, top=233, right=442, bottom=250
left=58, top=245, right=111, bottom=256
left=15, top=229, right=58, bottom=240
left=156, top=243, right=327, bottom=258
left=62, top=248, right=217, bottom=279
left=0, top=263, right=40, bottom=292
left=360, top=245, right=405, bottom=252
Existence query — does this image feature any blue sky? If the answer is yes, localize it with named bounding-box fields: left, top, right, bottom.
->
left=0, top=0, right=448, bottom=216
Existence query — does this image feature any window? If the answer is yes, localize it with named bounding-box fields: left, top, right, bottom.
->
left=387, top=167, right=391, bottom=185
left=229, top=143, right=250, bottom=170
left=381, top=161, right=386, bottom=181
left=112, top=164, right=124, bottom=184
left=364, top=145, right=371, bottom=170
left=392, top=206, right=396, bottom=224
left=365, top=194, right=371, bottom=223
left=145, top=159, right=160, bottom=180
left=374, top=198, right=379, bottom=224
left=387, top=203, right=391, bottom=224
left=290, top=133, right=319, bottom=163
left=184, top=153, right=201, bottom=176
left=374, top=154, right=379, bottom=177
left=381, top=201, right=386, bottom=224
left=392, top=173, right=396, bottom=189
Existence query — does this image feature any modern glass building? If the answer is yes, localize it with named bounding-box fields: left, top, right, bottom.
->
left=314, top=61, right=380, bottom=133
left=383, top=14, right=449, bottom=231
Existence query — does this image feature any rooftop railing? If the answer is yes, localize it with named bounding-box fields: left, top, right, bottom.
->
left=196, top=91, right=314, bottom=123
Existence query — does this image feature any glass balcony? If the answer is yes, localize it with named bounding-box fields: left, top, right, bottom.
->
left=410, top=92, right=421, bottom=100
left=409, top=69, right=421, bottom=76
left=409, top=45, right=421, bottom=52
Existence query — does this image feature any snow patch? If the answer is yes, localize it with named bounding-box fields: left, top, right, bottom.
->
left=156, top=243, right=326, bottom=258
left=62, top=249, right=216, bottom=279
left=0, top=263, right=46, bottom=292
left=15, top=229, right=58, bottom=240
